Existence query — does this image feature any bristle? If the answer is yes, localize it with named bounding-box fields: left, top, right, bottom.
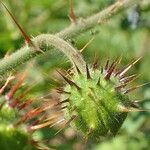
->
left=105, top=59, right=109, bottom=70
left=28, top=112, right=63, bottom=131
left=124, top=82, right=150, bottom=94
left=109, top=60, right=116, bottom=69
left=96, top=76, right=101, bottom=86
left=131, top=102, right=140, bottom=108
left=42, top=103, right=62, bottom=112
left=80, top=38, right=94, bottom=53
left=43, top=112, right=62, bottom=123
left=69, top=0, right=77, bottom=23
left=116, top=57, right=142, bottom=77
left=40, top=93, right=52, bottom=99
left=73, top=62, right=81, bottom=74
left=17, top=99, right=32, bottom=110
left=105, top=56, right=122, bottom=80
left=120, top=74, right=138, bottom=83
left=1, top=2, right=31, bottom=44
left=16, top=83, right=36, bottom=100
left=86, top=64, right=91, bottom=79
left=124, top=86, right=139, bottom=94
left=57, top=99, right=70, bottom=105
left=49, top=119, right=65, bottom=128
left=101, top=67, right=104, bottom=74
left=57, top=70, right=81, bottom=90
left=60, top=105, right=68, bottom=110
left=66, top=67, right=74, bottom=76
left=113, top=56, right=122, bottom=73
left=4, top=50, right=11, bottom=58
left=0, top=75, right=14, bottom=95
left=92, top=58, right=99, bottom=70
left=118, top=105, right=147, bottom=112
left=9, top=99, right=19, bottom=108
left=131, top=100, right=147, bottom=108
left=28, top=120, right=54, bottom=131
left=115, top=83, right=127, bottom=90
left=104, top=62, right=115, bottom=80
left=23, top=107, right=41, bottom=121
left=133, top=100, right=145, bottom=104
left=56, top=88, right=71, bottom=94
left=55, top=115, right=77, bottom=135
left=21, top=103, right=56, bottom=122
left=64, top=69, right=73, bottom=78
left=116, top=56, right=122, bottom=66
left=6, top=71, right=28, bottom=101
left=31, top=114, right=47, bottom=127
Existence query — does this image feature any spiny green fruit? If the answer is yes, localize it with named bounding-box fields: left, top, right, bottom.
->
left=58, top=57, right=144, bottom=140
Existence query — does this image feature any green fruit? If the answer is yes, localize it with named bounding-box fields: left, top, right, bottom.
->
left=59, top=58, right=142, bottom=140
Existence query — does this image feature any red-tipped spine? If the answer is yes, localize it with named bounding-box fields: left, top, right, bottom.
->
left=69, top=0, right=77, bottom=23
left=1, top=2, right=32, bottom=44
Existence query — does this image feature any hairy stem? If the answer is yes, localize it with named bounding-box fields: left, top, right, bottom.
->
left=34, top=34, right=86, bottom=73
left=0, top=34, right=86, bottom=79
left=0, top=0, right=141, bottom=77
left=56, top=0, right=140, bottom=38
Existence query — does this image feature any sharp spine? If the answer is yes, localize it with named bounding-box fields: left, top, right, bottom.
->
left=74, top=63, right=81, bottom=74
left=69, top=0, right=77, bottom=23
left=120, top=74, right=138, bottom=83
left=124, top=82, right=150, bottom=94
left=1, top=2, right=31, bottom=44
left=80, top=38, right=94, bottom=53
left=116, top=57, right=142, bottom=77
left=56, top=99, right=70, bottom=106
left=101, top=67, right=103, bottom=74
left=57, top=70, right=81, bottom=91
left=118, top=105, right=147, bottom=112
left=56, top=88, right=71, bottom=94
left=86, top=64, right=91, bottom=79
left=105, top=57, right=122, bottom=80
left=115, top=83, right=127, bottom=90
left=105, top=59, right=109, bottom=70
left=92, top=52, right=99, bottom=70
left=6, top=71, right=28, bottom=101
left=55, top=115, right=77, bottom=135
left=96, top=76, right=101, bottom=86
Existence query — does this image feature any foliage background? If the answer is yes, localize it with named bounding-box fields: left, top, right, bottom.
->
left=0, top=0, right=150, bottom=150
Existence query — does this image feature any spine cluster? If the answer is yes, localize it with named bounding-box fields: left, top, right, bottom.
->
left=58, top=57, right=144, bottom=140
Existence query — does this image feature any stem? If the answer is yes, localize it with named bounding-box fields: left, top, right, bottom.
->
left=34, top=34, right=86, bottom=73
left=56, top=0, right=140, bottom=39
left=0, top=0, right=141, bottom=77
left=0, top=35, right=86, bottom=79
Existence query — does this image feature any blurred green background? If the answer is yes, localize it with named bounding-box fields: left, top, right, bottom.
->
left=0, top=0, right=150, bottom=150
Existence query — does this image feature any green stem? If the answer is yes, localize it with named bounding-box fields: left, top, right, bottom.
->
left=0, top=34, right=86, bottom=79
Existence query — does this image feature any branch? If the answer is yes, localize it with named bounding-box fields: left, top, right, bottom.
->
left=0, top=0, right=141, bottom=78
left=56, top=0, right=141, bottom=38
left=0, top=35, right=86, bottom=79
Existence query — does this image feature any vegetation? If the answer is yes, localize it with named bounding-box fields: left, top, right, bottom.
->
left=0, top=0, right=150, bottom=150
